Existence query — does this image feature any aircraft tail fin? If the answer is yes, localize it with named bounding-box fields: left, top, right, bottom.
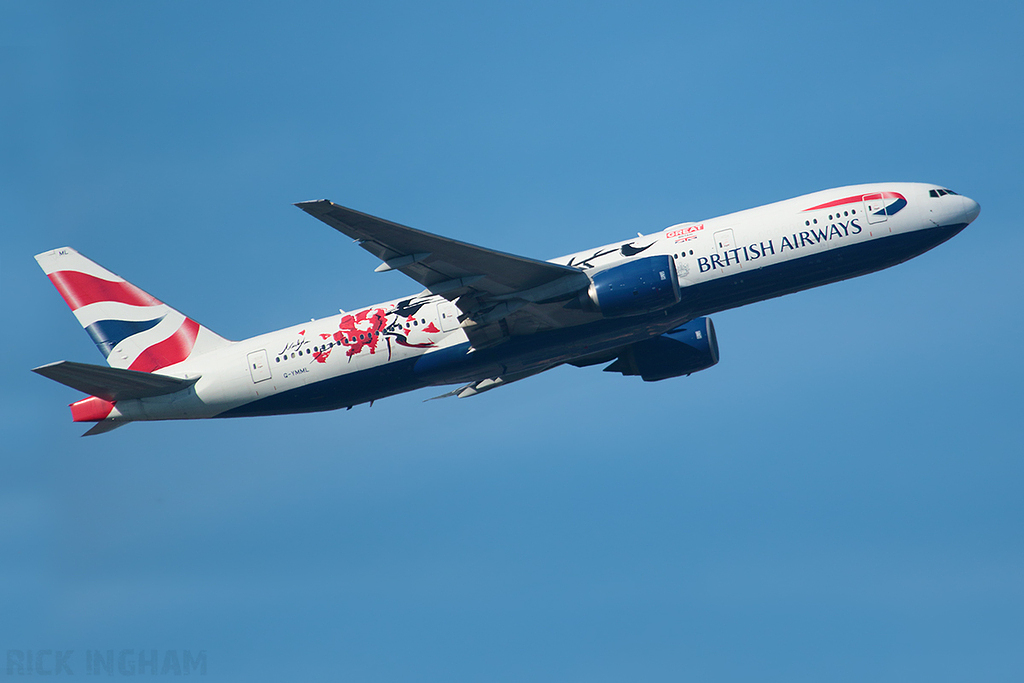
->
left=35, top=247, right=233, bottom=371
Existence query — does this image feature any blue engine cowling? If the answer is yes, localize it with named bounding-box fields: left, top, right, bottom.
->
left=583, top=255, right=681, bottom=317
left=604, top=316, right=719, bottom=381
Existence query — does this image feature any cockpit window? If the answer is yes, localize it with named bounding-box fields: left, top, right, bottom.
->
left=930, top=188, right=960, bottom=198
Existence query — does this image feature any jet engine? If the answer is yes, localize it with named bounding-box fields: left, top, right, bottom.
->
left=604, top=316, right=719, bottom=381
left=576, top=255, right=681, bottom=317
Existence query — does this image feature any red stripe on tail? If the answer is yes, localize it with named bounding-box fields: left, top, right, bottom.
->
left=129, top=318, right=201, bottom=372
left=47, top=271, right=161, bottom=311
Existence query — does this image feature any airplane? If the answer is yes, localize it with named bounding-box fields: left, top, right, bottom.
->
left=33, top=182, right=980, bottom=435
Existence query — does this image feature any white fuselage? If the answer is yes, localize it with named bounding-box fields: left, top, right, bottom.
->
left=104, top=182, right=979, bottom=422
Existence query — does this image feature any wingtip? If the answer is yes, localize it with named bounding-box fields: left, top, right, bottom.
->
left=31, top=360, right=66, bottom=375
left=424, top=388, right=459, bottom=401
left=294, top=199, right=333, bottom=210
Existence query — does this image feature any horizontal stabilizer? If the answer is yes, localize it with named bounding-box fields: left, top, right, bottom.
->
left=81, top=420, right=128, bottom=437
left=32, top=360, right=198, bottom=401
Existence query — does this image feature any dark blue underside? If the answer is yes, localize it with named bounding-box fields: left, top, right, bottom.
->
left=218, top=223, right=967, bottom=418
left=685, top=221, right=966, bottom=317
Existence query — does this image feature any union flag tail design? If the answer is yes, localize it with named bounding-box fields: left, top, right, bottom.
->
left=35, top=247, right=232, bottom=371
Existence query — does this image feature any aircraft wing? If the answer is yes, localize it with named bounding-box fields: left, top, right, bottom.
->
left=295, top=200, right=590, bottom=313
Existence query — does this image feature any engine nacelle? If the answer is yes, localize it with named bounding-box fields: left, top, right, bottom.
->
left=581, top=255, right=681, bottom=317
left=604, top=316, right=719, bottom=381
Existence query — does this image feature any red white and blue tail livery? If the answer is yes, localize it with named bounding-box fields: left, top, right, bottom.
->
left=36, top=247, right=230, bottom=371
left=34, top=183, right=980, bottom=436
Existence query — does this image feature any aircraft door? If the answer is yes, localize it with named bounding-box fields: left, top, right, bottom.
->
left=714, top=229, right=735, bottom=254
left=437, top=300, right=461, bottom=332
left=247, top=349, right=272, bottom=383
left=713, top=228, right=741, bottom=268
left=863, top=193, right=888, bottom=224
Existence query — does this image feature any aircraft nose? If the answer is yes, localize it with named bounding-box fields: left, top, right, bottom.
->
left=961, top=195, right=981, bottom=224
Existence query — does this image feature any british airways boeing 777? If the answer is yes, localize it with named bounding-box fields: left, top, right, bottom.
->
left=34, top=183, right=980, bottom=435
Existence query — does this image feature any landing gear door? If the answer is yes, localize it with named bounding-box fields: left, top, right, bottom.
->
left=248, top=349, right=272, bottom=383
left=437, top=300, right=461, bottom=333
left=863, top=193, right=888, bottom=224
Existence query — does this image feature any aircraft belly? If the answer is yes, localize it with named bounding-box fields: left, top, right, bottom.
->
left=214, top=357, right=428, bottom=418
left=214, top=316, right=676, bottom=418
left=691, top=222, right=968, bottom=316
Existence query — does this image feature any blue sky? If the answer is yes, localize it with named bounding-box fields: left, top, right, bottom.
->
left=2, top=1, right=1022, bottom=680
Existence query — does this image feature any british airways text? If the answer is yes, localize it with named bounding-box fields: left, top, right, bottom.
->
left=698, top=219, right=862, bottom=272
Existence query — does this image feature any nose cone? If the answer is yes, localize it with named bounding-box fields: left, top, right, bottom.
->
left=961, top=195, right=981, bottom=224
